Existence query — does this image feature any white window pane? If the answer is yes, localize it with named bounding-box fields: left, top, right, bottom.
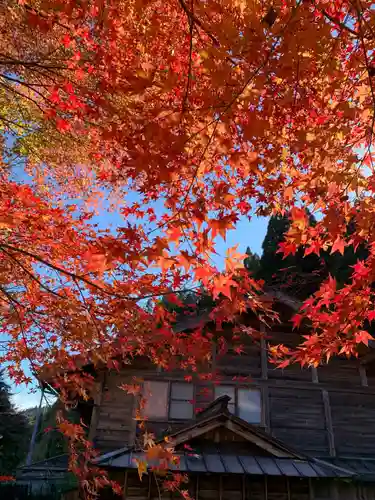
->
left=171, top=383, right=194, bottom=401
left=170, top=401, right=193, bottom=419
left=143, top=381, right=168, bottom=418
left=215, top=385, right=235, bottom=402
left=228, top=402, right=235, bottom=415
left=238, top=389, right=261, bottom=424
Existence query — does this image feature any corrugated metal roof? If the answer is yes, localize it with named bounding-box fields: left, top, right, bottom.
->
left=18, top=454, right=69, bottom=471
left=323, top=458, right=375, bottom=481
left=97, top=451, right=353, bottom=478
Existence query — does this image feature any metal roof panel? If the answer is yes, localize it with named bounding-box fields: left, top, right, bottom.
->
left=292, top=460, right=319, bottom=478
left=238, top=456, right=263, bottom=475
left=255, top=457, right=282, bottom=476
left=274, top=459, right=301, bottom=477
left=203, top=454, right=226, bottom=474
left=220, top=455, right=244, bottom=474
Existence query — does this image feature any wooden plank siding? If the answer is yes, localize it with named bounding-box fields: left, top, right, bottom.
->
left=269, top=387, right=329, bottom=456
left=317, top=357, right=362, bottom=386
left=112, top=472, right=321, bottom=500
left=87, top=321, right=375, bottom=460
left=94, top=371, right=136, bottom=452
left=329, top=391, right=375, bottom=456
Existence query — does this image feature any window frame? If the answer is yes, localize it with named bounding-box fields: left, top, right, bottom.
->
left=214, top=384, right=263, bottom=425
left=142, top=379, right=195, bottom=421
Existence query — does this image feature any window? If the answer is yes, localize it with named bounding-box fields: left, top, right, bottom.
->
left=214, top=385, right=262, bottom=424
left=143, top=381, right=194, bottom=420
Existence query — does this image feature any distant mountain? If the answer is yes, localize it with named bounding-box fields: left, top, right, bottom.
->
left=20, top=406, right=47, bottom=425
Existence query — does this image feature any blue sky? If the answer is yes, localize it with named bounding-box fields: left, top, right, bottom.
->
left=10, top=211, right=268, bottom=409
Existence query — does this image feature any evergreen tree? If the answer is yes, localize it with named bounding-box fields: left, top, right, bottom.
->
left=32, top=401, right=69, bottom=461
left=0, top=372, right=31, bottom=474
left=244, top=248, right=261, bottom=275
left=253, top=214, right=325, bottom=299
left=246, top=213, right=369, bottom=300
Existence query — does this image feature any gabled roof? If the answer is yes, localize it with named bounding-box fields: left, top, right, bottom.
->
left=94, top=397, right=354, bottom=479
left=163, top=396, right=303, bottom=459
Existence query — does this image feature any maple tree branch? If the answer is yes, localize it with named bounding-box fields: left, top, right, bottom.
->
left=0, top=58, right=67, bottom=70
left=319, top=8, right=360, bottom=37
left=0, top=243, right=199, bottom=303
left=0, top=73, right=53, bottom=89
left=0, top=284, right=23, bottom=308
left=73, top=278, right=104, bottom=342
left=0, top=247, right=65, bottom=298
left=0, top=80, right=45, bottom=114
left=0, top=243, right=118, bottom=296
left=178, top=0, right=219, bottom=46
left=182, top=0, right=194, bottom=113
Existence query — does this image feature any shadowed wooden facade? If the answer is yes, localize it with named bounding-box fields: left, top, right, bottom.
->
left=18, top=296, right=375, bottom=499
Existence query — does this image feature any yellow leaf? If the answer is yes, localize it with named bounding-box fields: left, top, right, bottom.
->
left=306, top=133, right=316, bottom=142
left=281, top=148, right=288, bottom=161
left=135, top=459, right=148, bottom=481
left=199, top=50, right=209, bottom=60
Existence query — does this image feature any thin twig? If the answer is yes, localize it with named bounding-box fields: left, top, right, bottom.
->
left=178, top=0, right=219, bottom=46
left=182, top=0, right=194, bottom=113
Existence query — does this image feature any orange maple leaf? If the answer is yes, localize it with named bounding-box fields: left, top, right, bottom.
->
left=331, top=237, right=345, bottom=255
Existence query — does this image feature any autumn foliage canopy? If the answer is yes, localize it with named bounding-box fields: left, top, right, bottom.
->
left=1, top=0, right=375, bottom=492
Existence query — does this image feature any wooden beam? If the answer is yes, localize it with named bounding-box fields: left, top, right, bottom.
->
left=264, top=476, right=268, bottom=500
left=331, top=481, right=339, bottom=500
left=110, top=368, right=375, bottom=394
left=287, top=478, right=291, bottom=500
left=359, top=365, right=368, bottom=387
left=242, top=476, right=245, bottom=500
left=147, top=473, right=151, bottom=500
left=311, top=366, right=319, bottom=384
left=308, top=478, right=313, bottom=500
left=196, top=474, right=199, bottom=500
left=322, top=390, right=336, bottom=457
left=225, top=420, right=297, bottom=458
left=260, top=324, right=268, bottom=380
left=122, top=470, right=128, bottom=500
left=262, top=385, right=270, bottom=433
left=219, top=475, right=223, bottom=500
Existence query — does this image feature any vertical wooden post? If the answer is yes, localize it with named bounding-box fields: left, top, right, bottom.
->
left=242, top=476, right=246, bottom=500
left=195, top=475, right=199, bottom=500
left=322, top=390, right=336, bottom=457
left=331, top=481, right=339, bottom=500
left=308, top=478, right=313, bottom=500
left=262, top=386, right=270, bottom=432
left=286, top=478, right=291, bottom=500
left=147, top=473, right=151, bottom=500
left=219, top=475, right=223, bottom=500
left=122, top=470, right=128, bottom=500
left=260, top=323, right=270, bottom=433
left=311, top=366, right=319, bottom=384
left=260, top=324, right=268, bottom=380
left=359, top=365, right=368, bottom=387
left=264, top=476, right=268, bottom=500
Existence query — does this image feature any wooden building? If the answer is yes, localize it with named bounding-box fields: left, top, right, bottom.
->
left=18, top=292, right=375, bottom=499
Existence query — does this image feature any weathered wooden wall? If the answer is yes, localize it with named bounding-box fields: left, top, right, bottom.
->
left=100, top=471, right=369, bottom=500
left=269, top=387, right=328, bottom=456
left=87, top=318, right=375, bottom=459
left=93, top=371, right=136, bottom=452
